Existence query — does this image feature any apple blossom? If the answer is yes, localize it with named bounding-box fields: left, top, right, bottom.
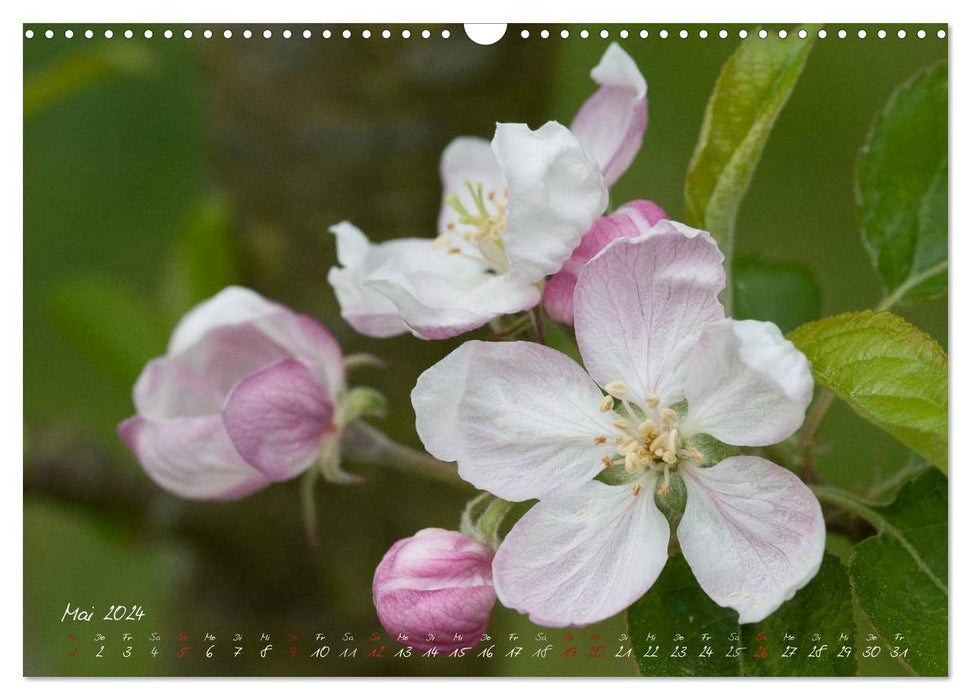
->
left=328, top=43, right=654, bottom=340
left=119, top=286, right=353, bottom=500
left=373, top=528, right=496, bottom=652
left=411, top=221, right=824, bottom=627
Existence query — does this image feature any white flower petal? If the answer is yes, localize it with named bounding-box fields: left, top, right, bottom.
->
left=570, top=43, right=648, bottom=187
left=168, top=286, right=281, bottom=354
left=119, top=416, right=268, bottom=501
left=412, top=340, right=615, bottom=501
left=493, top=479, right=670, bottom=627
left=493, top=122, right=608, bottom=283
left=574, top=223, right=726, bottom=409
left=438, top=136, right=507, bottom=240
left=678, top=457, right=826, bottom=624
left=327, top=222, right=413, bottom=339
left=367, top=264, right=538, bottom=340
left=682, top=319, right=814, bottom=446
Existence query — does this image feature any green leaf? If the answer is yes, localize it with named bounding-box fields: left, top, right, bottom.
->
left=733, top=257, right=821, bottom=334
left=819, top=471, right=947, bottom=676
left=684, top=27, right=816, bottom=284
left=857, top=63, right=947, bottom=306
left=789, top=311, right=948, bottom=472
left=628, top=554, right=855, bottom=676
left=24, top=45, right=158, bottom=117
left=741, top=554, right=856, bottom=677
left=162, top=195, right=241, bottom=320
left=629, top=554, right=740, bottom=676
left=46, top=275, right=167, bottom=386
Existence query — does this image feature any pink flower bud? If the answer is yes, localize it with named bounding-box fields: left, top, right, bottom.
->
left=543, top=200, right=667, bottom=325
left=118, top=287, right=345, bottom=500
left=373, top=528, right=496, bottom=653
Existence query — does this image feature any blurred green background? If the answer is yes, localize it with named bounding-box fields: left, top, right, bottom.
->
left=23, top=23, right=947, bottom=676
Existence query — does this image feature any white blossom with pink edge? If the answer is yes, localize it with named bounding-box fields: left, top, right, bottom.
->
left=328, top=43, right=652, bottom=340
left=411, top=222, right=824, bottom=627
left=373, top=528, right=496, bottom=652
left=118, top=286, right=347, bottom=500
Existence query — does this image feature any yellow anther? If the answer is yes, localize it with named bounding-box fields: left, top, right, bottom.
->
left=661, top=408, right=678, bottom=424
left=599, top=395, right=614, bottom=413
left=447, top=246, right=462, bottom=255
left=616, top=434, right=636, bottom=449
left=432, top=234, right=450, bottom=247
left=688, top=447, right=705, bottom=463
left=604, top=381, right=628, bottom=398
left=662, top=450, right=678, bottom=465
left=632, top=483, right=642, bottom=497
left=645, top=394, right=660, bottom=409
left=601, top=455, right=614, bottom=468
left=656, top=482, right=669, bottom=496
left=612, top=418, right=629, bottom=431
left=593, top=435, right=607, bottom=445
left=649, top=433, right=666, bottom=453
left=637, top=419, right=657, bottom=437
left=446, top=222, right=456, bottom=231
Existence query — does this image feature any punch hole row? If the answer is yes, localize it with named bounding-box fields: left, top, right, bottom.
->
left=516, top=27, right=946, bottom=40
left=23, top=27, right=454, bottom=40
left=24, top=26, right=947, bottom=41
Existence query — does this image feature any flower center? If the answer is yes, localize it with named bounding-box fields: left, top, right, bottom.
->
left=594, top=381, right=704, bottom=496
left=437, top=181, right=509, bottom=274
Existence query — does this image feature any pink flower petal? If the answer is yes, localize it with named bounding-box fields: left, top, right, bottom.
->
left=570, top=43, right=648, bottom=187
left=494, top=122, right=608, bottom=284
left=574, top=223, right=725, bottom=410
left=223, top=359, right=334, bottom=482
left=682, top=319, right=814, bottom=446
left=412, top=340, right=616, bottom=501
left=543, top=200, right=667, bottom=325
left=133, top=323, right=292, bottom=419
left=168, top=285, right=344, bottom=395
left=118, top=416, right=268, bottom=501
left=493, top=479, right=670, bottom=627
left=373, top=528, right=496, bottom=653
left=678, top=457, right=826, bottom=624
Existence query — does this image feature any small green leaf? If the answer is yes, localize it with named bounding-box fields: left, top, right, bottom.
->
left=790, top=311, right=947, bottom=472
left=46, top=275, right=167, bottom=386
left=858, top=63, right=947, bottom=306
left=733, top=257, right=821, bottom=334
left=24, top=45, right=158, bottom=117
left=846, top=470, right=947, bottom=676
left=685, top=27, right=816, bottom=286
left=628, top=554, right=855, bottom=676
left=162, top=195, right=241, bottom=320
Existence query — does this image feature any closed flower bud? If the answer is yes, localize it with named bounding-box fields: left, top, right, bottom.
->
left=373, top=528, right=496, bottom=653
left=118, top=286, right=345, bottom=500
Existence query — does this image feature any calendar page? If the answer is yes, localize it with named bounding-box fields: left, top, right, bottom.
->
left=22, top=22, right=948, bottom=678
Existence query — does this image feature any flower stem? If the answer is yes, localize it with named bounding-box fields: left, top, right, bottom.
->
left=300, top=469, right=319, bottom=547
left=531, top=307, right=546, bottom=345
left=475, top=498, right=513, bottom=549
left=799, top=388, right=835, bottom=483
left=340, top=421, right=470, bottom=490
